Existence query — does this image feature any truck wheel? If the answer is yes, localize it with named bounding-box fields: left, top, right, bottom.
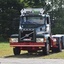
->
left=57, top=42, right=62, bottom=52
left=55, top=38, right=62, bottom=52
left=61, top=36, right=64, bottom=49
left=43, top=43, right=49, bottom=55
left=62, top=42, right=64, bottom=49
left=13, top=47, right=21, bottom=55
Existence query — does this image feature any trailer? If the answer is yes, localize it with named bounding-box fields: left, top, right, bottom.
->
left=9, top=8, right=62, bottom=55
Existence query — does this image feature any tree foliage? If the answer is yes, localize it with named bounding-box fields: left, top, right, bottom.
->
left=0, top=0, right=23, bottom=37
left=22, top=0, right=46, bottom=8
left=0, top=0, right=64, bottom=39
left=49, top=0, right=64, bottom=34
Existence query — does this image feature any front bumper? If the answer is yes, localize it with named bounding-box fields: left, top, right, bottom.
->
left=10, top=42, right=45, bottom=47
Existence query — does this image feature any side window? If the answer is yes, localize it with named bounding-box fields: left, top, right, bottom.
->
left=47, top=17, right=49, bottom=24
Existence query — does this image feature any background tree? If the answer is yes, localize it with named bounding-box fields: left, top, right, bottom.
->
left=0, top=0, right=64, bottom=41
left=21, top=0, right=46, bottom=8
left=0, top=0, right=23, bottom=38
left=48, top=0, right=64, bottom=34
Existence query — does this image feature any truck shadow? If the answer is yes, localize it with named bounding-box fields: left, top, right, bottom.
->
left=4, top=52, right=56, bottom=58
left=4, top=52, right=49, bottom=58
left=4, top=49, right=64, bottom=58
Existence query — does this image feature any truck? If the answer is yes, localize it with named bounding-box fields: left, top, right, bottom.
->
left=9, top=8, right=62, bottom=55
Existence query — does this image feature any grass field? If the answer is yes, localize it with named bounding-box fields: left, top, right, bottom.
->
left=0, top=42, right=64, bottom=59
left=0, top=42, right=13, bottom=58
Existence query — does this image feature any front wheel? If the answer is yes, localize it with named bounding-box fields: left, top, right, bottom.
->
left=13, top=47, right=21, bottom=55
left=43, top=43, right=50, bottom=55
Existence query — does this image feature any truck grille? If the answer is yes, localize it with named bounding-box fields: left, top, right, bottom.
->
left=20, top=30, right=35, bottom=42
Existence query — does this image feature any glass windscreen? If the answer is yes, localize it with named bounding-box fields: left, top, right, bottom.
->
left=21, top=16, right=45, bottom=24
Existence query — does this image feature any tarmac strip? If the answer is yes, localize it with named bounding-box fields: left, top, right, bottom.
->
left=0, top=58, right=64, bottom=64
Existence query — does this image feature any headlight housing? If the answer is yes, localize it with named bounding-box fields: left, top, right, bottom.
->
left=36, top=38, right=46, bottom=42
left=9, top=38, right=18, bottom=42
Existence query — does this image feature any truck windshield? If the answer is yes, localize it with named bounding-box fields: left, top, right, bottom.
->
left=21, top=16, right=45, bottom=24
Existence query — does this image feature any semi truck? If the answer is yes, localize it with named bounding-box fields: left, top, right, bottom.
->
left=9, top=8, right=62, bottom=55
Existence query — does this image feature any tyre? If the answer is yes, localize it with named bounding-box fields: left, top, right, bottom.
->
left=61, top=36, right=64, bottom=49
left=43, top=42, right=50, bottom=55
left=52, top=48, right=57, bottom=53
left=57, top=41, right=62, bottom=52
left=13, top=47, right=21, bottom=55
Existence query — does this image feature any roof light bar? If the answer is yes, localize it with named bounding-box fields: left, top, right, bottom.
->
left=20, top=8, right=45, bottom=16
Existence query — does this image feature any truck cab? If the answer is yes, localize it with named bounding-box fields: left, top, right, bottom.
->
left=19, top=8, right=51, bottom=42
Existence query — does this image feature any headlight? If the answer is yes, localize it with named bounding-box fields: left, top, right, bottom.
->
left=36, top=38, right=46, bottom=42
left=9, top=38, right=18, bottom=42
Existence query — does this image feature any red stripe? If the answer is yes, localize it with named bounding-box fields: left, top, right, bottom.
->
left=10, top=45, right=45, bottom=47
left=10, top=42, right=45, bottom=47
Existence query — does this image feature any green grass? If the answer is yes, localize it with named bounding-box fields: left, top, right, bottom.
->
left=0, top=42, right=13, bottom=58
left=0, top=42, right=64, bottom=58
left=40, top=51, right=64, bottom=59
left=0, top=42, right=27, bottom=58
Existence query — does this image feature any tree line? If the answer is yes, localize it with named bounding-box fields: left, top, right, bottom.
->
left=0, top=0, right=64, bottom=39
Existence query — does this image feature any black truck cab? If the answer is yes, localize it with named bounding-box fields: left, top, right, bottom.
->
left=19, top=8, right=51, bottom=42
